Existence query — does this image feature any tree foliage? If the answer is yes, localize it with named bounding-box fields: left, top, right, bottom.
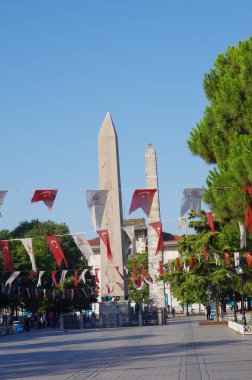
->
left=188, top=37, right=252, bottom=225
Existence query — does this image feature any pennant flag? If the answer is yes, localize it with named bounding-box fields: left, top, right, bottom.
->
left=74, top=269, right=79, bottom=287
left=115, top=266, right=126, bottom=281
left=245, top=252, right=252, bottom=268
left=71, top=289, right=74, bottom=301
left=180, top=188, right=205, bottom=216
left=97, top=230, right=113, bottom=261
left=51, top=270, right=58, bottom=287
left=79, top=269, right=89, bottom=284
left=158, top=260, right=164, bottom=275
left=224, top=252, right=230, bottom=266
left=72, top=234, right=93, bottom=261
left=203, top=247, right=209, bottom=262
left=205, top=212, right=215, bottom=234
left=234, top=252, right=240, bottom=267
left=214, top=254, right=220, bottom=266
left=178, top=217, right=188, bottom=236
left=0, top=190, right=8, bottom=217
left=242, top=186, right=252, bottom=197
left=45, top=236, right=68, bottom=268
left=60, top=270, right=68, bottom=285
left=20, top=238, right=37, bottom=272
left=94, top=268, right=100, bottom=283
left=106, top=284, right=111, bottom=294
left=129, top=189, right=157, bottom=216
left=197, top=253, right=201, bottom=263
left=86, top=190, right=108, bottom=230
left=0, top=240, right=13, bottom=272
left=239, top=222, right=246, bottom=249
left=5, top=271, right=20, bottom=287
left=123, top=226, right=137, bottom=257
left=189, top=254, right=195, bottom=269
left=37, top=271, right=45, bottom=287
left=142, top=263, right=146, bottom=279
left=132, top=263, right=138, bottom=280
left=150, top=221, right=164, bottom=254
left=245, top=203, right=252, bottom=234
left=176, top=257, right=181, bottom=270
left=183, top=256, right=187, bottom=271
left=31, top=189, right=58, bottom=211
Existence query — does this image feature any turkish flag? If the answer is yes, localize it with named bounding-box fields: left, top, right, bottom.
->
left=95, top=268, right=100, bottom=283
left=205, top=212, right=215, bottom=234
left=97, top=230, right=113, bottom=261
left=31, top=189, right=58, bottom=210
left=190, top=254, right=195, bottom=269
left=132, top=263, right=138, bottom=280
left=224, top=252, right=230, bottom=266
left=245, top=252, right=252, bottom=268
left=150, top=221, right=164, bottom=254
left=129, top=189, right=157, bottom=216
left=45, top=236, right=68, bottom=268
left=0, top=240, right=13, bottom=272
left=142, top=263, right=146, bottom=279
left=159, top=260, right=164, bottom=275
left=74, top=269, right=79, bottom=287
left=203, top=247, right=209, bottom=262
left=245, top=204, right=252, bottom=234
left=176, top=257, right=181, bottom=270
left=51, top=270, right=58, bottom=286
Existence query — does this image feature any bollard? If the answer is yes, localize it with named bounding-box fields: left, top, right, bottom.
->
left=158, top=309, right=163, bottom=325
left=138, top=310, right=143, bottom=326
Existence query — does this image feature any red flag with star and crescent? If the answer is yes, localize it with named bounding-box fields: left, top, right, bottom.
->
left=129, top=189, right=157, bottom=216
left=205, top=212, right=215, bottom=234
left=45, top=236, right=68, bottom=268
left=97, top=230, right=113, bottom=261
left=150, top=221, right=164, bottom=254
left=0, top=240, right=13, bottom=272
left=31, top=189, right=58, bottom=211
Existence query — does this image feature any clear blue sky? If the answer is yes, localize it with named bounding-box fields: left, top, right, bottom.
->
left=1, top=0, right=251, bottom=237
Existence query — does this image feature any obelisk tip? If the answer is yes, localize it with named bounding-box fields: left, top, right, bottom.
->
left=99, top=112, right=116, bottom=137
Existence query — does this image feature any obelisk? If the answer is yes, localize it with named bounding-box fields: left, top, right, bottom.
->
left=145, top=144, right=165, bottom=309
left=98, top=113, right=127, bottom=299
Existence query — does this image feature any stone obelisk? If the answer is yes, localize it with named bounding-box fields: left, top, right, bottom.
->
left=145, top=144, right=165, bottom=309
left=98, top=112, right=127, bottom=300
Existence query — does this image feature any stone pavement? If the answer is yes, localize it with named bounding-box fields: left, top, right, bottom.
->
left=0, top=316, right=252, bottom=380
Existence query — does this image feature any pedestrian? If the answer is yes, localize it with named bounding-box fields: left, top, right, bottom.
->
left=24, top=316, right=30, bottom=332
left=42, top=313, right=47, bottom=328
left=171, top=308, right=176, bottom=318
left=206, top=305, right=211, bottom=320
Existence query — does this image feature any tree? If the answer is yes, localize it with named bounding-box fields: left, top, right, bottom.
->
left=0, top=220, right=96, bottom=315
left=188, top=37, right=252, bottom=226
left=127, top=253, right=149, bottom=304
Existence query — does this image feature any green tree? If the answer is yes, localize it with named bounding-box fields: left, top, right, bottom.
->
left=127, top=253, right=149, bottom=304
left=188, top=37, right=252, bottom=226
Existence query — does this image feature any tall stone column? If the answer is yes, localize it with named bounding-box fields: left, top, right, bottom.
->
left=145, top=144, right=165, bottom=309
left=98, top=112, right=127, bottom=299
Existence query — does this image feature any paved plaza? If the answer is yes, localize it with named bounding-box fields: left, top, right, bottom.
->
left=0, top=316, right=252, bottom=380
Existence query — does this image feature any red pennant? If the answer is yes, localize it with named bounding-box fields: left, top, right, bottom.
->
left=245, top=252, right=252, bottom=268
left=74, top=269, right=79, bottom=287
left=205, top=212, right=215, bottom=234
left=203, top=247, right=209, bottom=262
left=150, top=221, right=164, bottom=254
left=45, top=236, right=68, bottom=268
left=242, top=186, right=252, bottom=197
left=115, top=266, right=126, bottom=281
left=245, top=204, right=252, bottom=234
left=176, top=258, right=181, bottom=270
left=106, top=284, right=111, bottom=294
left=190, top=254, right=195, bottom=268
left=159, top=260, right=164, bottom=275
left=224, top=252, right=230, bottom=266
left=94, top=268, right=99, bottom=283
left=132, top=263, right=138, bottom=280
left=0, top=240, right=13, bottom=272
left=129, top=189, right=157, bottom=215
left=97, top=230, right=113, bottom=261
left=31, top=189, right=58, bottom=210
left=51, top=270, right=58, bottom=286
left=142, top=263, right=146, bottom=279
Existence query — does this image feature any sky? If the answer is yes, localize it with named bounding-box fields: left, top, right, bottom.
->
left=0, top=0, right=252, bottom=239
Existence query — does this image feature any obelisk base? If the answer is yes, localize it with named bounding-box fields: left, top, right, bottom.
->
left=99, top=301, right=130, bottom=328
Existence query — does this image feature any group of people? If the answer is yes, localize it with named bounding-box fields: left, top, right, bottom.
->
left=23, top=312, right=60, bottom=332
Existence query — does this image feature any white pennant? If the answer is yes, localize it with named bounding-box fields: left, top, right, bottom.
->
left=180, top=188, right=205, bottom=216
left=239, top=222, right=246, bottom=249
left=37, top=271, right=45, bottom=287
left=86, top=190, right=108, bottom=230
left=79, top=269, right=89, bottom=284
left=71, top=289, right=74, bottom=301
left=0, top=190, right=8, bottom=217
left=234, top=252, right=240, bottom=267
left=183, top=256, right=187, bottom=271
left=60, top=270, right=68, bottom=285
left=5, top=271, right=20, bottom=287
left=178, top=217, right=188, bottom=236
left=123, top=226, right=137, bottom=257
left=43, top=289, right=46, bottom=298
left=214, top=254, right=220, bottom=266
left=72, top=234, right=93, bottom=262
left=20, top=238, right=37, bottom=272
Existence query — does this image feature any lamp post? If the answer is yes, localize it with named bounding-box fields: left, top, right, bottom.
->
left=235, top=267, right=246, bottom=326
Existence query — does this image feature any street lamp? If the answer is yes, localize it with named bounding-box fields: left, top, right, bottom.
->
left=235, top=267, right=246, bottom=326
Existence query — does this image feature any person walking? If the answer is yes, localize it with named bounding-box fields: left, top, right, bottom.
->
left=171, top=308, right=176, bottom=318
left=206, top=305, right=211, bottom=320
